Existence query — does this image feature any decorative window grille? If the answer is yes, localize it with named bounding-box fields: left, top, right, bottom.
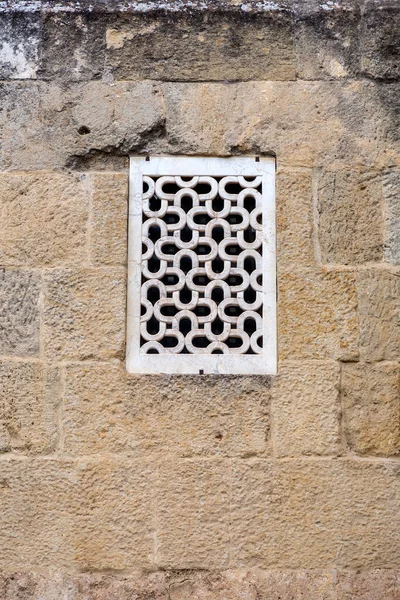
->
left=127, top=156, right=276, bottom=374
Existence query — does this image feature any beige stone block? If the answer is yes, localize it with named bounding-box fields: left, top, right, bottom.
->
left=337, top=570, right=400, bottom=600
left=0, top=173, right=88, bottom=267
left=230, top=459, right=400, bottom=569
left=358, top=270, right=400, bottom=361
left=103, top=12, right=296, bottom=82
left=272, top=361, right=341, bottom=457
left=72, top=457, right=155, bottom=570
left=383, top=169, right=400, bottom=264
left=342, top=362, right=400, bottom=456
left=89, top=173, right=128, bottom=265
left=278, top=268, right=359, bottom=360
left=0, top=457, right=154, bottom=571
left=163, top=81, right=397, bottom=169
left=0, top=360, right=60, bottom=454
left=157, top=459, right=230, bottom=569
left=43, top=268, right=125, bottom=361
left=0, top=269, right=40, bottom=357
left=63, top=364, right=271, bottom=458
left=276, top=169, right=315, bottom=267
left=317, top=170, right=383, bottom=264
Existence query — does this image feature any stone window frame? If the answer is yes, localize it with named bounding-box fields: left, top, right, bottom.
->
left=126, top=155, right=277, bottom=374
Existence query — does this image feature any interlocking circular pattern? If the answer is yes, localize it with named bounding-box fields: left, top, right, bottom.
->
left=140, top=175, right=264, bottom=354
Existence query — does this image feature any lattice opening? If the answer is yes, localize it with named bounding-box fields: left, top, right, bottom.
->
left=139, top=174, right=264, bottom=355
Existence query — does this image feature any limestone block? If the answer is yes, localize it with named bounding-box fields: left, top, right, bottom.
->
left=39, top=13, right=106, bottom=81
left=383, top=169, right=400, bottom=264
left=156, top=459, right=230, bottom=569
left=358, top=270, right=400, bottom=361
left=230, top=459, right=400, bottom=569
left=294, top=2, right=362, bottom=80
left=0, top=173, right=89, bottom=267
left=103, top=12, right=296, bottom=82
left=0, top=360, right=60, bottom=454
left=272, top=361, right=341, bottom=457
left=89, top=173, right=128, bottom=265
left=0, top=457, right=154, bottom=571
left=342, top=362, right=400, bottom=456
left=337, top=570, right=400, bottom=600
left=72, top=457, right=155, bottom=570
left=276, top=169, right=315, bottom=267
left=0, top=81, right=165, bottom=171
left=43, top=268, right=125, bottom=361
left=317, top=170, right=384, bottom=264
left=0, top=269, right=40, bottom=357
left=362, top=1, right=400, bottom=80
left=62, top=364, right=271, bottom=457
left=278, top=268, right=359, bottom=360
left=0, top=13, right=40, bottom=79
left=163, top=81, right=397, bottom=169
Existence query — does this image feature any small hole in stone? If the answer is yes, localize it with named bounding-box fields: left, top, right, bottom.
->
left=78, top=125, right=91, bottom=135
left=215, top=432, right=223, bottom=441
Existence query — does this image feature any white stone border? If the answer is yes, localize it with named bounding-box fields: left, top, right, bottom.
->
left=126, top=155, right=277, bottom=374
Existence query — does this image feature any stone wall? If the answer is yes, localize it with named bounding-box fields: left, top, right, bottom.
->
left=0, top=1, right=399, bottom=598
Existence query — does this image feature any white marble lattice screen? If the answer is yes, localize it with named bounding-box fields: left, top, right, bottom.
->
left=127, top=156, right=276, bottom=374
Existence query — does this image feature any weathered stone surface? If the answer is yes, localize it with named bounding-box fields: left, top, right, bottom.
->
left=163, top=81, right=398, bottom=169
left=317, top=170, right=383, bottom=264
left=272, top=361, right=341, bottom=457
left=0, top=569, right=338, bottom=600
left=230, top=459, right=400, bottom=569
left=342, top=362, right=400, bottom=456
left=295, top=2, right=362, bottom=80
left=276, top=169, right=315, bottom=267
left=89, top=173, right=128, bottom=265
left=362, top=1, right=400, bottom=80
left=43, top=268, right=126, bottom=361
left=103, top=12, right=296, bottom=82
left=0, top=13, right=40, bottom=79
left=0, top=457, right=154, bottom=571
left=278, top=268, right=359, bottom=360
left=383, top=169, right=400, bottom=264
left=0, top=269, right=40, bottom=357
left=0, top=173, right=89, bottom=267
left=0, top=81, right=165, bottom=171
left=63, top=364, right=271, bottom=457
left=0, top=360, right=60, bottom=454
left=358, top=270, right=400, bottom=361
left=157, top=459, right=230, bottom=569
left=337, top=569, right=400, bottom=600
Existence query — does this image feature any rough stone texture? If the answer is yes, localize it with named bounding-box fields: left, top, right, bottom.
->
left=163, top=81, right=400, bottom=169
left=230, top=459, right=400, bottom=569
left=276, top=169, right=315, bottom=266
left=43, top=269, right=126, bottom=361
left=0, top=13, right=40, bottom=79
left=342, top=362, right=400, bottom=457
left=157, top=459, right=230, bottom=569
left=102, top=12, right=296, bottom=82
left=362, top=1, right=400, bottom=80
left=295, top=1, right=362, bottom=80
left=89, top=173, right=128, bottom=265
left=317, top=170, right=384, bottom=265
left=337, top=569, right=400, bottom=600
left=0, top=0, right=399, bottom=595
left=358, top=270, right=400, bottom=362
left=0, top=172, right=89, bottom=267
left=62, top=364, right=271, bottom=457
left=0, top=269, right=40, bottom=357
left=272, top=361, right=341, bottom=457
left=383, top=169, right=400, bottom=264
left=278, top=268, right=359, bottom=361
left=0, top=81, right=165, bottom=171
left=0, top=360, right=60, bottom=454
